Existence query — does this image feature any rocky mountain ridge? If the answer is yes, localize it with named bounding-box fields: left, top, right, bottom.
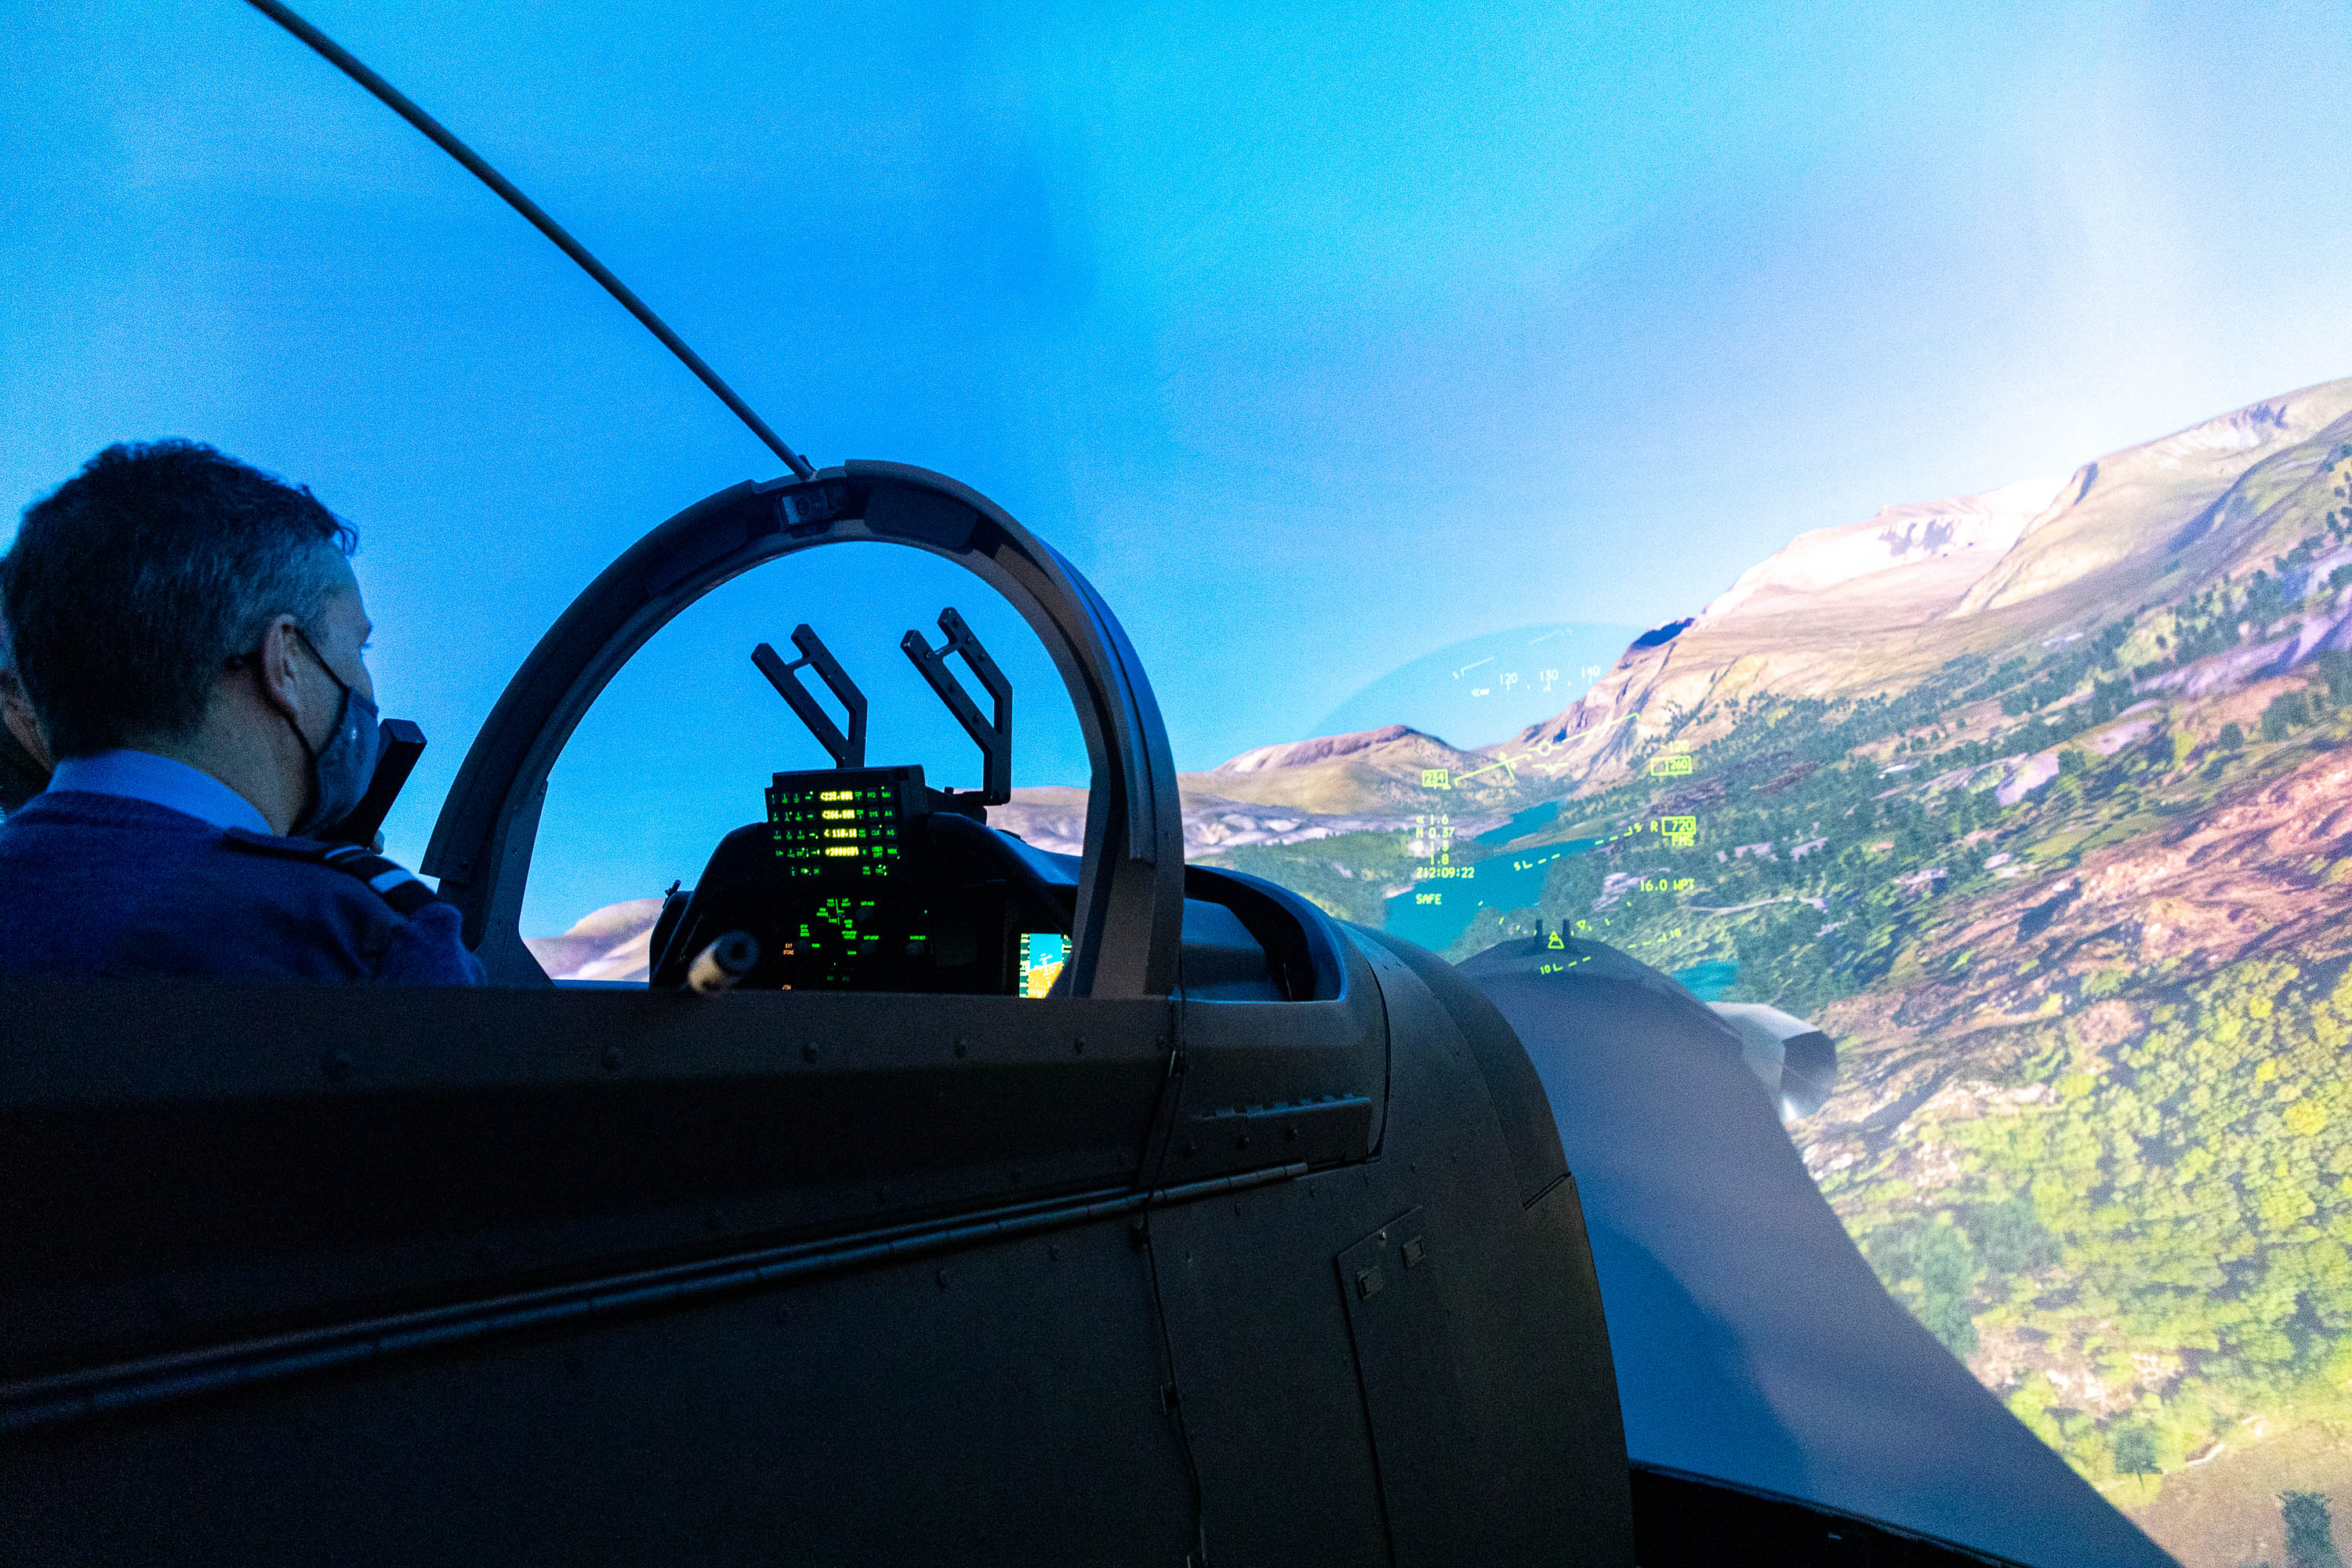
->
left=1473, top=379, right=2352, bottom=792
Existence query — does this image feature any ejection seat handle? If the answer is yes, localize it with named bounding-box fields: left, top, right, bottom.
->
left=752, top=625, right=867, bottom=771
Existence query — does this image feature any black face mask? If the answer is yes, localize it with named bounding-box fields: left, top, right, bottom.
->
left=264, top=628, right=383, bottom=838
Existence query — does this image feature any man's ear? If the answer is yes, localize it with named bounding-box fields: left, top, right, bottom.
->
left=250, top=614, right=310, bottom=725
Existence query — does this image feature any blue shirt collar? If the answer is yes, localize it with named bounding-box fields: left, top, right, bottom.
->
left=45, top=750, right=273, bottom=834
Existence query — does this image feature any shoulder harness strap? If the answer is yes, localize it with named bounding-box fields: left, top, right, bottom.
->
left=317, top=843, right=440, bottom=917
left=221, top=829, right=441, bottom=917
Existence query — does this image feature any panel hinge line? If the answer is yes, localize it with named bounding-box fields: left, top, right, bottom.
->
left=3, top=1162, right=1308, bottom=1439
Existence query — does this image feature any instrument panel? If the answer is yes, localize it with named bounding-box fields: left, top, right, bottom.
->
left=648, top=760, right=1313, bottom=1004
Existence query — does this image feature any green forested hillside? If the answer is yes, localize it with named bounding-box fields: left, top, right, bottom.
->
left=1848, top=960, right=2352, bottom=1491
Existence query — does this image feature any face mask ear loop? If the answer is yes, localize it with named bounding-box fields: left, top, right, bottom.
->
left=287, top=623, right=382, bottom=840
left=292, top=626, right=353, bottom=704
left=280, top=699, right=324, bottom=828
left=236, top=624, right=341, bottom=833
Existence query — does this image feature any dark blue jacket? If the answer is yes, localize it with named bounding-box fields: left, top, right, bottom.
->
left=0, top=793, right=483, bottom=985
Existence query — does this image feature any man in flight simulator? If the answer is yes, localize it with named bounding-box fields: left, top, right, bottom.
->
left=0, top=440, right=481, bottom=985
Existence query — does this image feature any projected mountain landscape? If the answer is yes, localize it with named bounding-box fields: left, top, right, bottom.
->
left=1174, top=377, right=2352, bottom=1561
left=532, top=376, right=2352, bottom=1563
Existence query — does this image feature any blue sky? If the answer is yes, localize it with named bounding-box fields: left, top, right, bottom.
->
left=5, top=0, right=2349, bottom=931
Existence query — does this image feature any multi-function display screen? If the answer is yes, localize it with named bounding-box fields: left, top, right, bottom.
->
left=1017, top=931, right=1066, bottom=999
left=766, top=767, right=918, bottom=880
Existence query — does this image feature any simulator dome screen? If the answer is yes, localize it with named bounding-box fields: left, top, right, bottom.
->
left=8, top=4, right=2352, bottom=1564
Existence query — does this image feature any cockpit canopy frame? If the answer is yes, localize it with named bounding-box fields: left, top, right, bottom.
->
left=421, top=462, right=1185, bottom=997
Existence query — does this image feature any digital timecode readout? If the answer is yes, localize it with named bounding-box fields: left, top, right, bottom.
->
left=768, top=775, right=906, bottom=879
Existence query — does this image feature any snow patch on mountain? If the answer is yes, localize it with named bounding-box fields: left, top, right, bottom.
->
left=1701, top=473, right=2068, bottom=620
left=2141, top=396, right=2303, bottom=464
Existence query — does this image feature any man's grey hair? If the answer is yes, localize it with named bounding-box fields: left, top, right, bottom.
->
left=2, top=441, right=358, bottom=758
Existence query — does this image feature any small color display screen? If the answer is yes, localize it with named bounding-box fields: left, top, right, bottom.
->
left=1017, top=932, right=1066, bottom=998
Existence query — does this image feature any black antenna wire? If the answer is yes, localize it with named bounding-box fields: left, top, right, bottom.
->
left=242, top=0, right=816, bottom=481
